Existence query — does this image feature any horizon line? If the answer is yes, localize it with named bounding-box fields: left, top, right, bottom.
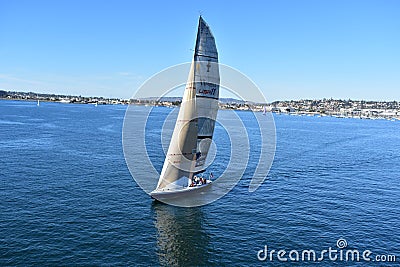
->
left=1, top=89, right=399, bottom=104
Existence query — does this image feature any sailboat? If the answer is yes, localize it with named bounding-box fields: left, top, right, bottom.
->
left=37, top=100, right=40, bottom=106
left=150, top=16, right=220, bottom=200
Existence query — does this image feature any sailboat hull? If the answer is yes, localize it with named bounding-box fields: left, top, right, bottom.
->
left=150, top=180, right=212, bottom=200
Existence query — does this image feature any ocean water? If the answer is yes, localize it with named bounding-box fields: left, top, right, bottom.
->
left=0, top=100, right=399, bottom=266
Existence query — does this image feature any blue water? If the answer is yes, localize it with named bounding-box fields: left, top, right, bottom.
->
left=1, top=100, right=399, bottom=266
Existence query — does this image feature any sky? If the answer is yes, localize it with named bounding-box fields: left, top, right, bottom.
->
left=0, top=0, right=399, bottom=101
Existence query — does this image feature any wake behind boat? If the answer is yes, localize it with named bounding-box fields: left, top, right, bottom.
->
left=150, top=16, right=219, bottom=200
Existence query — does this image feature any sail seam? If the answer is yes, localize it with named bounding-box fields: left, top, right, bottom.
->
left=195, top=54, right=218, bottom=59
left=195, top=95, right=219, bottom=100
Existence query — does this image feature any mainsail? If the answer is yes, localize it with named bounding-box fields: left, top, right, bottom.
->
left=156, top=17, right=220, bottom=190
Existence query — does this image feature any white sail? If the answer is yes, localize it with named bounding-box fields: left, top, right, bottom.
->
left=155, top=17, right=219, bottom=191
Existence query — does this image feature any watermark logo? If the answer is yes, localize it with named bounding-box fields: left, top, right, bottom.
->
left=122, top=62, right=276, bottom=206
left=257, top=238, right=396, bottom=263
left=336, top=238, right=347, bottom=249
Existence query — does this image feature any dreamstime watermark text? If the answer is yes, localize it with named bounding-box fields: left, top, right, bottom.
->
left=257, top=239, right=396, bottom=263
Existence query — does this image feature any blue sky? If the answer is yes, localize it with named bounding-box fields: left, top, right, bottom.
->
left=0, top=0, right=399, bottom=101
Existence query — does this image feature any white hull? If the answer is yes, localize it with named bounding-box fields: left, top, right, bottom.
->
left=150, top=180, right=212, bottom=200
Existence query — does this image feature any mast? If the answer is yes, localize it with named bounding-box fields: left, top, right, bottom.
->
left=156, top=17, right=219, bottom=190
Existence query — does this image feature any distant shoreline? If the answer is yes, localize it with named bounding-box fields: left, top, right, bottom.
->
left=1, top=90, right=399, bottom=121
